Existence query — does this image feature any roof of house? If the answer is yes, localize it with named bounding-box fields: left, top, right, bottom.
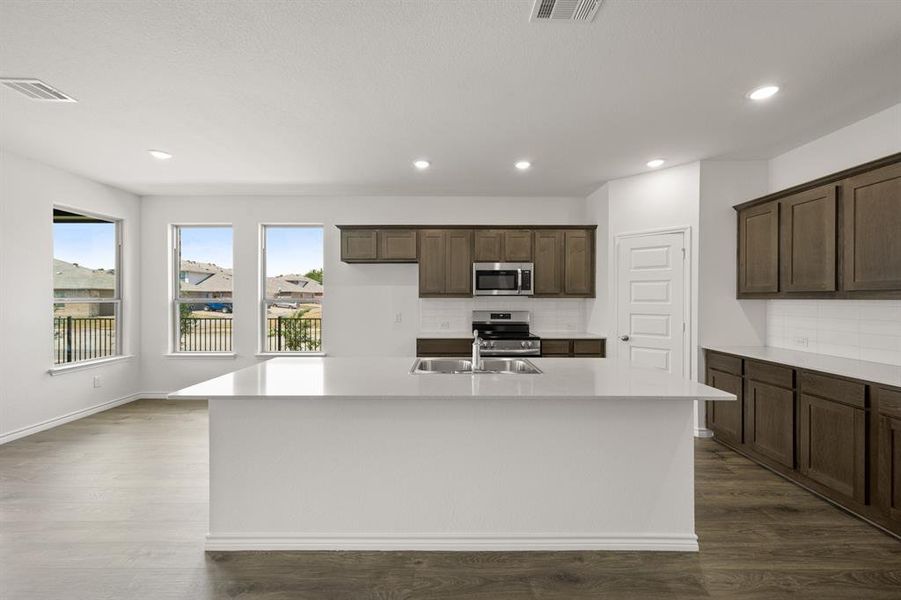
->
left=180, top=260, right=232, bottom=275
left=277, top=274, right=323, bottom=292
left=53, top=259, right=115, bottom=290
left=181, top=271, right=233, bottom=294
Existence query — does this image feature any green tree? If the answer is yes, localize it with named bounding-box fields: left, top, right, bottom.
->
left=304, top=268, right=323, bottom=284
left=282, top=308, right=321, bottom=351
left=179, top=303, right=195, bottom=335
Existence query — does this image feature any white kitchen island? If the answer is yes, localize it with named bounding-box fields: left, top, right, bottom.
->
left=170, top=357, right=734, bottom=552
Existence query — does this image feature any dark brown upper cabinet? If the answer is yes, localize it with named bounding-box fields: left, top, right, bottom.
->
left=564, top=229, right=593, bottom=296
left=341, top=229, right=378, bottom=262
left=474, top=229, right=533, bottom=262
left=842, top=162, right=901, bottom=292
left=379, top=229, right=418, bottom=262
left=738, top=201, right=780, bottom=295
left=533, top=230, right=565, bottom=295
left=340, top=228, right=417, bottom=263
left=418, top=229, right=472, bottom=297
left=781, top=185, right=837, bottom=292
left=735, top=153, right=901, bottom=299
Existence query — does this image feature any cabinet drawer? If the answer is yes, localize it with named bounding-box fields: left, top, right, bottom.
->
left=573, top=339, right=604, bottom=357
left=416, top=338, right=471, bottom=357
left=706, top=352, right=742, bottom=376
left=542, top=340, right=572, bottom=356
left=746, top=360, right=794, bottom=389
left=800, top=371, right=866, bottom=408
left=878, top=387, right=901, bottom=419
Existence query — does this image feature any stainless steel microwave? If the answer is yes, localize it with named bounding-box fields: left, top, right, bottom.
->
left=472, top=262, right=534, bottom=296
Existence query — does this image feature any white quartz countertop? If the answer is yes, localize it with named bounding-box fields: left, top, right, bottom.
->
left=417, top=331, right=606, bottom=339
left=704, top=346, right=901, bottom=389
left=169, top=357, right=733, bottom=401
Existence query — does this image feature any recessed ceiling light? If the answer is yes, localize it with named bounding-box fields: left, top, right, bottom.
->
left=646, top=159, right=665, bottom=168
left=413, top=159, right=430, bottom=170
left=515, top=160, right=531, bottom=171
left=747, top=85, right=780, bottom=101
left=148, top=149, right=172, bottom=160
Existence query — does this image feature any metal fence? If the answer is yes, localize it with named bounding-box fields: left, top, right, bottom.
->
left=266, top=317, right=322, bottom=352
left=179, top=317, right=234, bottom=352
left=54, top=316, right=117, bottom=364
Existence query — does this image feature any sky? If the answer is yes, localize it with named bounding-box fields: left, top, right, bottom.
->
left=54, top=224, right=324, bottom=277
left=53, top=223, right=116, bottom=269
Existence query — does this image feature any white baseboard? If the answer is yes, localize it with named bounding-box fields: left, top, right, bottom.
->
left=0, top=392, right=166, bottom=445
left=205, top=532, right=700, bottom=552
left=694, top=427, right=714, bottom=438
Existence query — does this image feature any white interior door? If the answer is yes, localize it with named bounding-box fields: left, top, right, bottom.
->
left=616, top=232, right=686, bottom=375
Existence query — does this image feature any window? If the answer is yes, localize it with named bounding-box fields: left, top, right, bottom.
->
left=173, top=226, right=233, bottom=353
left=261, top=225, right=323, bottom=353
left=53, top=208, right=121, bottom=365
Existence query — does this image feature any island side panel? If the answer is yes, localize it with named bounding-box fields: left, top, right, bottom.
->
left=208, top=395, right=697, bottom=551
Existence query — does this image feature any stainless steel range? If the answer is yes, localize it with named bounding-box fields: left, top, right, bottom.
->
left=472, top=310, right=540, bottom=357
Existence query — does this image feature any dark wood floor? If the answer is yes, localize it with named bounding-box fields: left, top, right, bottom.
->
left=1, top=399, right=899, bottom=599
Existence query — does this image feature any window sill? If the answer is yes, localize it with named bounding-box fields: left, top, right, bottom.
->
left=255, top=352, right=327, bottom=358
left=48, top=355, right=134, bottom=375
left=164, top=353, right=238, bottom=359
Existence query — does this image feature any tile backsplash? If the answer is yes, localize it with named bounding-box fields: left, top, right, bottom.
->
left=767, top=300, right=901, bottom=366
left=420, top=297, right=588, bottom=334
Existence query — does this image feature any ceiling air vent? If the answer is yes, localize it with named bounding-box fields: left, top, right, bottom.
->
left=530, top=0, right=603, bottom=22
left=0, top=78, right=77, bottom=102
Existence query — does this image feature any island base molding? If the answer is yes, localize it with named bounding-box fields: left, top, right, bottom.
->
left=204, top=533, right=699, bottom=552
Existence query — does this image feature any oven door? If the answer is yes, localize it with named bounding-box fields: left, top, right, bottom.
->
left=473, top=265, right=521, bottom=295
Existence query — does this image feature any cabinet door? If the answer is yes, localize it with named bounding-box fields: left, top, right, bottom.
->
left=379, top=229, right=417, bottom=262
left=418, top=230, right=446, bottom=295
left=534, top=230, right=564, bottom=295
left=738, top=201, right=779, bottom=294
left=474, top=230, right=503, bottom=262
left=341, top=229, right=378, bottom=261
left=781, top=185, right=837, bottom=292
left=746, top=379, right=795, bottom=468
left=572, top=339, right=604, bottom=357
left=842, top=162, right=901, bottom=291
left=878, top=414, right=901, bottom=521
left=503, top=229, right=533, bottom=261
left=564, top=229, right=593, bottom=296
left=799, top=393, right=866, bottom=502
left=706, top=369, right=744, bottom=446
left=444, top=230, right=473, bottom=295
left=541, top=339, right=572, bottom=356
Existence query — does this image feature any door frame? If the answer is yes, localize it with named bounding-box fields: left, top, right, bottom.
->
left=613, top=225, right=693, bottom=380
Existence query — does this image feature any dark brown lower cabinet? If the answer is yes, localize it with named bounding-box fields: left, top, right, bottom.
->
left=416, top=338, right=471, bottom=357
left=416, top=337, right=605, bottom=358
left=799, top=393, right=866, bottom=502
left=746, top=379, right=795, bottom=469
left=704, top=349, right=901, bottom=537
left=706, top=369, right=743, bottom=446
left=878, top=415, right=901, bottom=522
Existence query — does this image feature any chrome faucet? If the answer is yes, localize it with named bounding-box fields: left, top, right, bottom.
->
left=472, top=329, right=482, bottom=372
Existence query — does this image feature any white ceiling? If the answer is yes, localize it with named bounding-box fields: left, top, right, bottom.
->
left=1, top=0, right=900, bottom=197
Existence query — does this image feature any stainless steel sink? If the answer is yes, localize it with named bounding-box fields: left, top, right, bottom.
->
left=411, top=357, right=541, bottom=375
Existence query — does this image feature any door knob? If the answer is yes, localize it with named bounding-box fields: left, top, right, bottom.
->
left=619, top=335, right=630, bottom=341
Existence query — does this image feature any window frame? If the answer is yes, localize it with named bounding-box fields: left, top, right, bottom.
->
left=259, top=223, right=324, bottom=355
left=51, top=206, right=123, bottom=366
left=171, top=224, right=235, bottom=354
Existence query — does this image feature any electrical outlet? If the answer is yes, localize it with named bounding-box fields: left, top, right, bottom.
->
left=440, top=321, right=450, bottom=329
left=92, top=376, right=102, bottom=388
left=394, top=312, right=403, bottom=324
left=793, top=336, right=809, bottom=348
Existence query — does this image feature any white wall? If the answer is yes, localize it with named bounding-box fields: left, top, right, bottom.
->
left=139, top=195, right=587, bottom=393
left=697, top=161, right=769, bottom=351
left=0, top=151, right=142, bottom=441
left=603, top=162, right=701, bottom=381
left=585, top=183, right=609, bottom=335
left=765, top=102, right=901, bottom=364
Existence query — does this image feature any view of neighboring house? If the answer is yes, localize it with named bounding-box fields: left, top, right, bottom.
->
left=53, top=259, right=115, bottom=316
left=266, top=274, right=323, bottom=304
left=179, top=260, right=323, bottom=304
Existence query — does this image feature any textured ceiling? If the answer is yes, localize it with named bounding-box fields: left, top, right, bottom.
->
left=1, top=0, right=899, bottom=196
